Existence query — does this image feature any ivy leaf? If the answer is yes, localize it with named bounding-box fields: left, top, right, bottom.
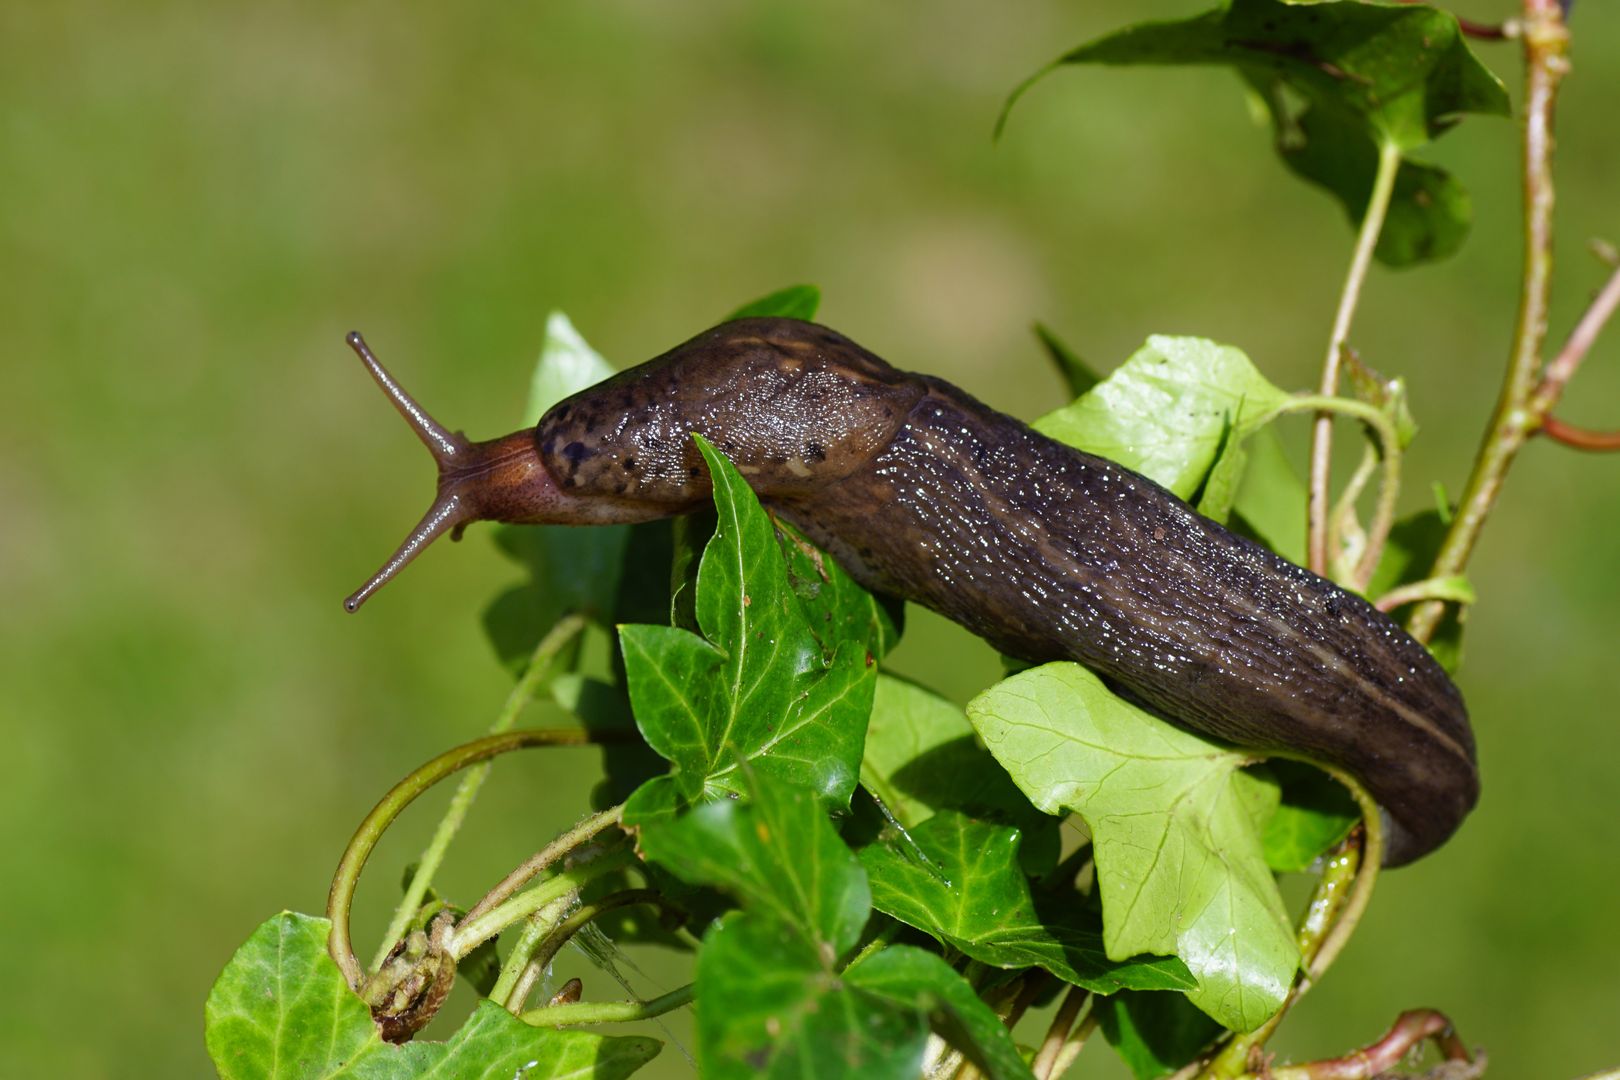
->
left=1095, top=990, right=1224, bottom=1080
left=1034, top=322, right=1102, bottom=398
left=860, top=674, right=1056, bottom=872
left=639, top=780, right=871, bottom=955
left=1033, top=335, right=1290, bottom=519
left=1257, top=761, right=1360, bottom=873
left=696, top=916, right=1034, bottom=1080
left=1230, top=426, right=1306, bottom=564
left=967, top=663, right=1298, bottom=1032
left=774, top=520, right=903, bottom=662
left=205, top=912, right=660, bottom=1080
left=523, top=310, right=616, bottom=425
left=1002, top=0, right=1509, bottom=266
left=725, top=284, right=822, bottom=322
left=620, top=437, right=875, bottom=826
left=1258, top=86, right=1475, bottom=267
left=843, top=946, right=1036, bottom=1080
left=860, top=812, right=1196, bottom=994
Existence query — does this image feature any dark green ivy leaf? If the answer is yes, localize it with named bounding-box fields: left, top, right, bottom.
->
left=1002, top=0, right=1509, bottom=266
left=1095, top=989, right=1225, bottom=1080
left=860, top=811, right=1196, bottom=994
left=725, top=284, right=822, bottom=322
left=640, top=780, right=871, bottom=955
left=619, top=437, right=875, bottom=827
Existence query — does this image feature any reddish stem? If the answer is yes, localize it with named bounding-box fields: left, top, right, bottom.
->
left=1277, top=1009, right=1475, bottom=1079
left=1538, top=415, right=1620, bottom=451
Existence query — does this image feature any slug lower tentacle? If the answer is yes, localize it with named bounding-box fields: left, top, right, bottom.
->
left=344, top=317, right=1477, bottom=866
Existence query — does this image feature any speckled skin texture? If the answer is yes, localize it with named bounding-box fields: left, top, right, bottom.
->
left=535, top=318, right=1477, bottom=865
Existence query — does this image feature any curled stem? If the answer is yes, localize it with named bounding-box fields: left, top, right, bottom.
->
left=487, top=894, right=574, bottom=1010
left=326, top=728, right=605, bottom=990
left=372, top=613, right=590, bottom=970
left=519, top=982, right=695, bottom=1028
left=1308, top=140, right=1402, bottom=576
left=1269, top=1009, right=1475, bottom=1079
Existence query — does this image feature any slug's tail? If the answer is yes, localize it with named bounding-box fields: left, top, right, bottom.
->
left=341, top=331, right=477, bottom=612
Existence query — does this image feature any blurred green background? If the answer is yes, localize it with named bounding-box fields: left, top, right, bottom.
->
left=3, top=1, right=1616, bottom=1076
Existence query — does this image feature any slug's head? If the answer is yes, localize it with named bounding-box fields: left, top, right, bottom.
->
left=341, top=331, right=578, bottom=613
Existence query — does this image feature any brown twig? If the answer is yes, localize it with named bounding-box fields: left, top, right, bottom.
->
left=1530, top=260, right=1620, bottom=415
left=1537, top=415, right=1620, bottom=451
left=1269, top=1009, right=1478, bottom=1079
left=1032, top=987, right=1090, bottom=1079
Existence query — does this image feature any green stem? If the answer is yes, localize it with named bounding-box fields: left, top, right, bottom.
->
left=1033, top=986, right=1089, bottom=1080
left=457, top=803, right=627, bottom=933
left=530, top=889, right=667, bottom=975
left=1049, top=1012, right=1100, bottom=1080
left=372, top=613, right=589, bottom=970
left=448, top=844, right=634, bottom=959
left=1408, top=4, right=1568, bottom=642
left=487, top=894, right=574, bottom=1010
left=1286, top=394, right=1403, bottom=591
left=1307, top=140, right=1403, bottom=577
left=325, top=728, right=602, bottom=991
left=519, top=982, right=695, bottom=1027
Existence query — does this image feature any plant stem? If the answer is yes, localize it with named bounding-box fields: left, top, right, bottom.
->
left=1269, top=1009, right=1474, bottom=1079
left=528, top=889, right=667, bottom=976
left=1032, top=987, right=1089, bottom=1079
left=1408, top=1, right=1569, bottom=643
left=1048, top=1012, right=1099, bottom=1080
left=519, top=982, right=695, bottom=1027
left=1538, top=415, right=1620, bottom=451
left=325, top=728, right=604, bottom=991
left=1288, top=394, right=1403, bottom=590
left=487, top=894, right=574, bottom=1010
left=1529, top=260, right=1620, bottom=416
left=371, top=613, right=589, bottom=970
left=1308, top=140, right=1402, bottom=576
left=456, top=803, right=626, bottom=934
left=449, top=843, right=632, bottom=959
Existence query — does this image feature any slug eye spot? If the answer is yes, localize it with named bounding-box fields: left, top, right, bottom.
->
left=562, top=440, right=590, bottom=463
left=621, top=457, right=637, bottom=472
left=804, top=441, right=826, bottom=463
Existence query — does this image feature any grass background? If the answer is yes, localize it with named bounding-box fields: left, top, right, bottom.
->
left=2, top=1, right=1616, bottom=1076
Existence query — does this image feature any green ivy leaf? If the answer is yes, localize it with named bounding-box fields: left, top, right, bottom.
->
left=860, top=812, right=1196, bottom=994
left=842, top=946, right=1036, bottom=1080
left=1095, top=990, right=1224, bottom=1080
left=967, top=663, right=1298, bottom=1032
left=774, top=520, right=903, bottom=662
left=1034, top=322, right=1101, bottom=398
left=620, top=437, right=875, bottom=826
left=860, top=675, right=1056, bottom=872
left=205, top=912, right=659, bottom=1079
left=1002, top=0, right=1509, bottom=266
left=524, top=310, right=616, bottom=426
left=1033, top=335, right=1290, bottom=520
left=1230, top=426, right=1306, bottom=564
left=695, top=915, right=1035, bottom=1080
left=725, top=284, right=822, bottom=322
left=1255, top=760, right=1360, bottom=873
left=694, top=913, right=926, bottom=1080
left=640, top=781, right=871, bottom=955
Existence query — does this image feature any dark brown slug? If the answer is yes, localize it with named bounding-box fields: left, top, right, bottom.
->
left=342, top=317, right=1477, bottom=866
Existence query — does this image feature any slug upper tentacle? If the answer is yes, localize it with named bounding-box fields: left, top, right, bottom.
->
left=344, top=317, right=1477, bottom=865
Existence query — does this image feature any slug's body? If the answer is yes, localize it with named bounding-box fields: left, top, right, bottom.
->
left=344, top=317, right=1476, bottom=866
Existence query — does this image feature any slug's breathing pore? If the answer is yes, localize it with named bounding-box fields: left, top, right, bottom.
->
left=343, top=318, right=1479, bottom=866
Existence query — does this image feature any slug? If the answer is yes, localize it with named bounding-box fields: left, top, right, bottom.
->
left=342, top=317, right=1477, bottom=866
